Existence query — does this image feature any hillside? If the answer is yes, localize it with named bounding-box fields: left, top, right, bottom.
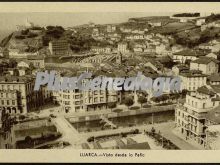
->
left=2, top=14, right=220, bottom=53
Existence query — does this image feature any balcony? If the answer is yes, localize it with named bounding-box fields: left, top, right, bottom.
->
left=188, top=120, right=197, bottom=126
left=189, top=112, right=207, bottom=119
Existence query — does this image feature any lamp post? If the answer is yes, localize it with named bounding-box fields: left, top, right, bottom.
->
left=151, top=113, right=154, bottom=125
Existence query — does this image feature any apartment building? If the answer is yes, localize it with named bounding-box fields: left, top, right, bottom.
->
left=55, top=88, right=118, bottom=113
left=179, top=71, right=207, bottom=91
left=0, top=75, right=45, bottom=114
left=52, top=74, right=118, bottom=113
left=27, top=55, right=45, bottom=68
left=175, top=86, right=220, bottom=147
left=172, top=49, right=206, bottom=64
left=49, top=39, right=69, bottom=56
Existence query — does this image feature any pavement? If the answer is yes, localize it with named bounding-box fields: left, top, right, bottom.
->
left=150, top=122, right=201, bottom=150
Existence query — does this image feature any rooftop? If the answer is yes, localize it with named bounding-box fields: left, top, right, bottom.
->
left=0, top=75, right=35, bottom=83
left=206, top=105, right=220, bottom=124
left=173, top=49, right=207, bottom=57
left=192, top=57, right=219, bottom=64
left=197, top=86, right=216, bottom=96
left=209, top=74, right=220, bottom=82
left=180, top=70, right=206, bottom=77
left=27, top=55, right=44, bottom=60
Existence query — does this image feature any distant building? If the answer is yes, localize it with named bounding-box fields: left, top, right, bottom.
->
left=206, top=52, right=218, bottom=59
left=106, top=25, right=116, bottom=33
left=49, top=39, right=69, bottom=56
left=0, top=48, right=9, bottom=58
left=190, top=57, right=219, bottom=75
left=148, top=21, right=162, bottom=27
left=91, top=46, right=112, bottom=54
left=117, top=42, right=128, bottom=54
left=144, top=61, right=164, bottom=74
left=16, top=18, right=35, bottom=31
left=208, top=74, right=220, bottom=85
left=27, top=55, right=45, bottom=68
left=172, top=65, right=189, bottom=75
left=172, top=49, right=206, bottom=64
left=116, top=53, right=122, bottom=65
left=196, top=18, right=206, bottom=26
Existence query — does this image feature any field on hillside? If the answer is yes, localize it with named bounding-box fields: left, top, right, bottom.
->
left=155, top=22, right=196, bottom=34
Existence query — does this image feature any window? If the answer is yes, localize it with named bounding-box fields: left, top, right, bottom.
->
left=203, top=103, right=206, bottom=108
left=1, top=100, right=4, bottom=105
left=75, top=101, right=80, bottom=105
left=7, top=100, right=9, bottom=105
left=94, top=97, right=98, bottom=102
left=12, top=100, right=15, bottom=105
left=75, top=95, right=80, bottom=99
left=64, top=101, right=70, bottom=105
left=100, top=97, right=104, bottom=102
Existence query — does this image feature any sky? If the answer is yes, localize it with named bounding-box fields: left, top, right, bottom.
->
left=0, top=12, right=210, bottom=40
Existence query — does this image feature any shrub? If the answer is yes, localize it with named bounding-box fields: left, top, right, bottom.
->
left=19, top=115, right=26, bottom=120
left=87, top=136, right=95, bottom=142
left=143, top=104, right=151, bottom=108
left=27, top=33, right=38, bottom=38
left=112, top=109, right=123, bottom=113
left=133, top=129, right=139, bottom=134
left=124, top=97, right=134, bottom=108
left=138, top=96, right=148, bottom=107
left=121, top=132, right=127, bottom=137
left=15, top=35, right=25, bottom=39
left=108, top=102, right=117, bottom=110
left=130, top=106, right=140, bottom=110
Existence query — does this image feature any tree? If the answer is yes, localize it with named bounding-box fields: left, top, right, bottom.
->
left=108, top=102, right=117, bottom=111
left=151, top=127, right=156, bottom=135
left=124, top=97, right=134, bottom=109
left=24, top=136, right=33, bottom=146
left=182, top=89, right=188, bottom=96
left=138, top=96, right=148, bottom=108
left=8, top=59, right=17, bottom=68
left=19, top=115, right=25, bottom=120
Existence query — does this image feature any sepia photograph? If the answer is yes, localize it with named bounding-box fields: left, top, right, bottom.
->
left=1, top=2, right=220, bottom=163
